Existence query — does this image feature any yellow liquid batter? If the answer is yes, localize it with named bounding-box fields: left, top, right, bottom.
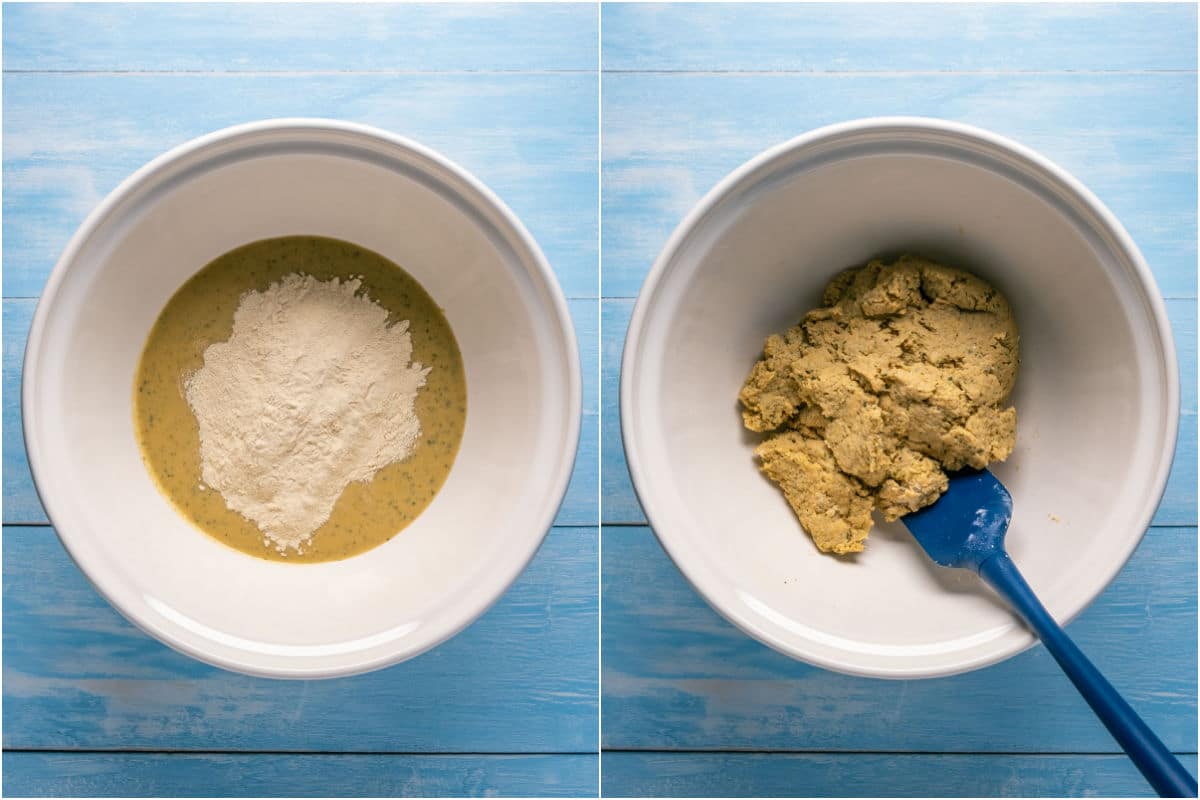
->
left=133, top=235, right=467, bottom=563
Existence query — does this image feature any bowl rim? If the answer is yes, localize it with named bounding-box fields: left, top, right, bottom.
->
left=620, top=115, right=1181, bottom=679
left=22, top=117, right=583, bottom=679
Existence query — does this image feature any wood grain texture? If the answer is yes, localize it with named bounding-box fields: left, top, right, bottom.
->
left=3, top=525, right=597, bottom=753
left=601, top=73, right=1197, bottom=299
left=3, top=752, right=598, bottom=798
left=2, top=4, right=601, bottom=794
left=3, top=297, right=599, bottom=527
left=601, top=525, right=1197, bottom=754
left=601, top=297, right=1198, bottom=526
left=599, top=5, right=1196, bottom=794
left=4, top=3, right=598, bottom=73
left=601, top=751, right=1199, bottom=798
left=602, top=3, right=1198, bottom=73
left=599, top=298, right=638, bottom=524
left=7, top=3, right=1199, bottom=794
left=3, top=73, right=598, bottom=299
left=1, top=299, right=36, bottom=522
left=568, top=298, right=600, bottom=527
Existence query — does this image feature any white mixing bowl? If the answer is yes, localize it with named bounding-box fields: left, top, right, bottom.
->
left=23, top=119, right=581, bottom=678
left=622, top=117, right=1178, bottom=678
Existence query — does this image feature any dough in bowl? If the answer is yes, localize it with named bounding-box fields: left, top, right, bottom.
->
left=739, top=254, right=1019, bottom=555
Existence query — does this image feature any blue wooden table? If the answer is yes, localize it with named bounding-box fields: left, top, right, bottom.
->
left=599, top=3, right=1197, bottom=797
left=2, top=4, right=598, bottom=797
left=5, top=3, right=1198, bottom=798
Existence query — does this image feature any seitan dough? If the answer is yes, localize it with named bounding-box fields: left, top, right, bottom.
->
left=738, top=254, right=1019, bottom=555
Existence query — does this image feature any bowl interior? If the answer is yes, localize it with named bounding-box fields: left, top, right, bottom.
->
left=624, top=125, right=1175, bottom=677
left=25, top=124, right=579, bottom=676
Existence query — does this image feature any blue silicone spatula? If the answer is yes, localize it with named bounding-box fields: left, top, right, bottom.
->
left=902, top=469, right=1197, bottom=798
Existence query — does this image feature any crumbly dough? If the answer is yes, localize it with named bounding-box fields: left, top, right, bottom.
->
left=739, top=255, right=1019, bottom=555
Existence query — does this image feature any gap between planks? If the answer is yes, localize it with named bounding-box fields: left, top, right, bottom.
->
left=4, top=69, right=1195, bottom=77
left=2, top=69, right=597, bottom=76
left=600, top=69, right=1196, bottom=76
left=6, top=747, right=1194, bottom=757
left=600, top=748, right=1199, bottom=757
left=2, top=748, right=599, bottom=756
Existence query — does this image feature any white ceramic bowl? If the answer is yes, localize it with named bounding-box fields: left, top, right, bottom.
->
left=622, top=117, right=1178, bottom=678
left=24, top=119, right=581, bottom=678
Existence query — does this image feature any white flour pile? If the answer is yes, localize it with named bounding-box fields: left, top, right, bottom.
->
left=184, top=273, right=431, bottom=553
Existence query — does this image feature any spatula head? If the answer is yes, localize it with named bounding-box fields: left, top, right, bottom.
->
left=901, top=469, right=1013, bottom=572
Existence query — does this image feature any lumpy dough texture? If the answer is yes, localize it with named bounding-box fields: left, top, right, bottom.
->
left=738, top=255, right=1019, bottom=555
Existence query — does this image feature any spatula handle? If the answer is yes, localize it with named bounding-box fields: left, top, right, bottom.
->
left=978, top=551, right=1197, bottom=798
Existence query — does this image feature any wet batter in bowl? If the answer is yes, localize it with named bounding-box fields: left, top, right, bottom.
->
left=133, top=235, right=467, bottom=563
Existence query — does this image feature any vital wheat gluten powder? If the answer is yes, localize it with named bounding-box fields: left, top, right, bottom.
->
left=184, top=273, right=431, bottom=553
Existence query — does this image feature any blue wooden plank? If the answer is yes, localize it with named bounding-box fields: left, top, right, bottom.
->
left=3, top=525, right=598, bottom=752
left=4, top=3, right=598, bottom=73
left=599, top=298, right=1198, bottom=526
left=1175, top=298, right=1198, bottom=415
left=601, top=525, right=1197, bottom=753
left=602, top=3, right=1198, bottom=73
left=3, top=752, right=598, bottom=798
left=2, top=299, right=37, bottom=523
left=3, top=298, right=598, bottom=527
left=601, top=73, right=1197, bottom=299
left=1161, top=413, right=1199, bottom=527
left=601, top=751, right=1198, bottom=798
left=599, top=298, right=639, bottom=525
left=564, top=298, right=600, bottom=526
left=2, top=72, right=598, bottom=299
